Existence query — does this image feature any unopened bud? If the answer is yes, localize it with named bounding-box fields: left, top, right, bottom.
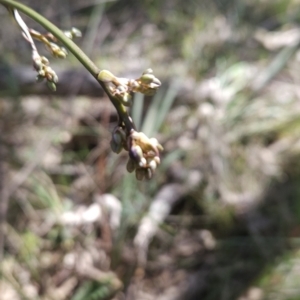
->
left=46, top=73, right=53, bottom=81
left=154, top=156, right=161, bottom=165
left=148, top=159, right=157, bottom=171
left=110, top=138, right=123, bottom=154
left=64, top=31, right=73, bottom=39
left=55, top=49, right=67, bottom=59
left=33, top=58, right=42, bottom=71
left=120, top=93, right=132, bottom=107
left=130, top=145, right=143, bottom=161
left=49, top=42, right=60, bottom=52
left=98, top=70, right=116, bottom=83
left=149, top=78, right=161, bottom=88
left=140, top=74, right=155, bottom=84
left=71, top=27, right=82, bottom=38
left=47, top=81, right=56, bottom=92
left=126, top=159, right=136, bottom=173
left=40, top=56, right=49, bottom=65
left=139, top=157, right=147, bottom=168
left=52, top=73, right=59, bottom=84
left=112, top=129, right=124, bottom=145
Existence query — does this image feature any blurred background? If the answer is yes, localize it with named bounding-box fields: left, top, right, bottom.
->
left=1, top=0, right=300, bottom=299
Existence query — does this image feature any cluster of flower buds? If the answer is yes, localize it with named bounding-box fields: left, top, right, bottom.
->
left=33, top=54, right=58, bottom=91
left=129, top=68, right=162, bottom=96
left=29, top=29, right=70, bottom=59
left=127, top=130, right=163, bottom=180
left=110, top=126, right=163, bottom=180
left=63, top=27, right=82, bottom=40
left=28, top=27, right=82, bottom=90
left=100, top=68, right=163, bottom=179
left=110, top=126, right=127, bottom=154
left=98, top=70, right=133, bottom=106
left=98, top=68, right=161, bottom=106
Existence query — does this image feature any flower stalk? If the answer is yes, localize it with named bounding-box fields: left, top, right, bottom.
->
left=0, top=0, right=163, bottom=179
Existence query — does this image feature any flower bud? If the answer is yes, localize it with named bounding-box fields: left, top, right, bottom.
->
left=33, top=57, right=42, bottom=71
left=64, top=31, right=73, bottom=39
left=149, top=78, right=161, bottom=88
left=112, top=129, right=124, bottom=145
left=148, top=159, right=157, bottom=171
left=71, top=27, right=82, bottom=38
left=52, top=73, right=59, bottom=84
left=110, top=138, right=123, bottom=154
left=120, top=93, right=132, bottom=107
left=154, top=156, right=161, bottom=165
left=138, top=157, right=147, bottom=168
left=97, top=70, right=116, bottom=83
left=126, top=159, right=136, bottom=173
left=140, top=74, right=155, bottom=84
left=46, top=73, right=53, bottom=81
left=49, top=42, right=60, bottom=53
left=55, top=49, right=67, bottom=59
left=130, top=145, right=143, bottom=161
left=41, top=56, right=49, bottom=65
left=47, top=81, right=56, bottom=92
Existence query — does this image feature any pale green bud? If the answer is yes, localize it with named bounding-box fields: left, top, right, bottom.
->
left=47, top=81, right=56, bottom=92
left=41, top=56, right=49, bottom=65
left=54, top=49, right=67, bottom=59
left=97, top=70, right=116, bottom=83
left=64, top=31, right=73, bottom=39
left=140, top=74, right=155, bottom=84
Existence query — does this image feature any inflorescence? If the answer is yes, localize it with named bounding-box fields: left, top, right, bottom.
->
left=99, top=69, right=163, bottom=180
left=9, top=5, right=163, bottom=180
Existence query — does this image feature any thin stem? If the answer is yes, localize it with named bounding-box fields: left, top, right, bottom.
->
left=0, top=0, right=135, bottom=132
left=0, top=0, right=99, bottom=78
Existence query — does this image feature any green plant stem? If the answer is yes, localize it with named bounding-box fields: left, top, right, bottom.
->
left=1, top=0, right=99, bottom=77
left=0, top=0, right=135, bottom=132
